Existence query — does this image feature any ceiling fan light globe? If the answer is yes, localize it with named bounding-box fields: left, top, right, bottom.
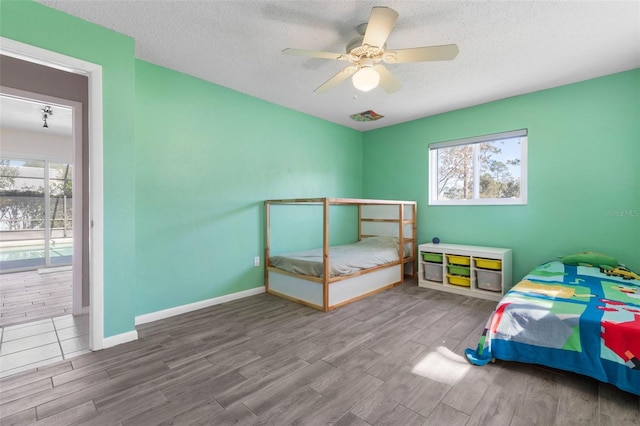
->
left=352, top=67, right=380, bottom=92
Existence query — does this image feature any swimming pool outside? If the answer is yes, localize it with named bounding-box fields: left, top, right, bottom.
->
left=0, top=243, right=73, bottom=262
left=0, top=240, right=73, bottom=271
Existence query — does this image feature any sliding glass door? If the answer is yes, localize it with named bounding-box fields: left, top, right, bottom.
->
left=0, top=158, right=73, bottom=272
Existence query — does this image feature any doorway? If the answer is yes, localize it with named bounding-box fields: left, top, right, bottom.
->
left=0, top=96, right=76, bottom=274
left=1, top=36, right=106, bottom=361
left=0, top=91, right=89, bottom=376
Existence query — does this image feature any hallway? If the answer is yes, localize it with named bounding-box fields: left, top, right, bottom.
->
left=0, top=268, right=89, bottom=377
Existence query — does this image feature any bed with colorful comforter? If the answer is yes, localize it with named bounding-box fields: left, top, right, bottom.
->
left=465, top=260, right=640, bottom=396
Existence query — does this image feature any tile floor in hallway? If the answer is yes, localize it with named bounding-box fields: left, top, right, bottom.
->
left=0, top=314, right=89, bottom=377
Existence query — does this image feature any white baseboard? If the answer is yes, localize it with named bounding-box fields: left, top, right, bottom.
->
left=101, top=330, right=138, bottom=349
left=135, top=286, right=265, bottom=326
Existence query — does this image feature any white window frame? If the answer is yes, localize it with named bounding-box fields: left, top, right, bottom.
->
left=428, top=129, right=528, bottom=206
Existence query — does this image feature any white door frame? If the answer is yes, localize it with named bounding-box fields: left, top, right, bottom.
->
left=1, top=37, right=105, bottom=350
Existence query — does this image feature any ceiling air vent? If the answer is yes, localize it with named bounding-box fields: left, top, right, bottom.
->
left=350, top=110, right=384, bottom=122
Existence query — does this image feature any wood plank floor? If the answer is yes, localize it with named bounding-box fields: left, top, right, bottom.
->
left=0, top=278, right=638, bottom=425
left=0, top=269, right=72, bottom=327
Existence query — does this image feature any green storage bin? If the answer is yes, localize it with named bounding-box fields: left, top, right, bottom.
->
left=447, top=264, right=470, bottom=277
left=422, top=252, right=443, bottom=263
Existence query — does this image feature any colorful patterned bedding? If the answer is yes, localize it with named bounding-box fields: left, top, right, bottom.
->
left=465, top=260, right=640, bottom=396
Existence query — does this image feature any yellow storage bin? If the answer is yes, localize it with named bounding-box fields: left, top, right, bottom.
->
left=446, top=254, right=471, bottom=266
left=447, top=274, right=471, bottom=287
left=475, top=258, right=502, bottom=270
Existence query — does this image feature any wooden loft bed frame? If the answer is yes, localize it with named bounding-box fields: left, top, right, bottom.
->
left=264, top=197, right=417, bottom=312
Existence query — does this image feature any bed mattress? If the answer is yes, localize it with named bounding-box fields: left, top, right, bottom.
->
left=270, top=236, right=408, bottom=278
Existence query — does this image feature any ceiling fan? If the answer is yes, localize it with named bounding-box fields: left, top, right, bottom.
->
left=282, top=6, right=459, bottom=94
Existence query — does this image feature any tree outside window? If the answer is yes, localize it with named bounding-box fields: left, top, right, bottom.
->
left=429, top=130, right=527, bottom=206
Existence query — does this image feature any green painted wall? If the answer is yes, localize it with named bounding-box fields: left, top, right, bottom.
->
left=4, top=1, right=638, bottom=331
left=1, top=1, right=137, bottom=337
left=134, top=60, right=362, bottom=315
left=363, top=69, right=640, bottom=286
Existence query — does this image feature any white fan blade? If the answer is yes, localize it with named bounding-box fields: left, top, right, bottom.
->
left=384, top=44, right=459, bottom=63
left=314, top=65, right=359, bottom=93
left=362, top=7, right=399, bottom=48
left=282, top=48, right=349, bottom=61
left=374, top=64, right=401, bottom=93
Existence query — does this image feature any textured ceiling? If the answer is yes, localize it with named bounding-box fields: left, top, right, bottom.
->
left=36, top=1, right=640, bottom=131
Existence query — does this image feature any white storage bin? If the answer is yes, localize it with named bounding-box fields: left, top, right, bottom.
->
left=424, top=262, right=443, bottom=282
left=476, top=269, right=502, bottom=292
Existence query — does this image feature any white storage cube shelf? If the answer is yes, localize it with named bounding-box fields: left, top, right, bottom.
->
left=418, top=243, right=512, bottom=302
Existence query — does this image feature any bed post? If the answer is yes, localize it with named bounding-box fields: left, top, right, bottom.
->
left=398, top=203, right=405, bottom=283
left=322, top=198, right=330, bottom=312
left=405, top=202, right=417, bottom=278
left=264, top=201, right=271, bottom=292
left=358, top=204, right=362, bottom=241
left=412, top=203, right=417, bottom=277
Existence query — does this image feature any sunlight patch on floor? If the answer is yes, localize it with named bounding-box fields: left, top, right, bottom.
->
left=411, top=346, right=470, bottom=385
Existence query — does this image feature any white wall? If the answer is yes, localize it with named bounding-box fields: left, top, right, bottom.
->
left=1, top=127, right=72, bottom=162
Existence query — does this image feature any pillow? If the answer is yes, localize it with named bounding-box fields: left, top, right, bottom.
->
left=559, top=252, right=618, bottom=268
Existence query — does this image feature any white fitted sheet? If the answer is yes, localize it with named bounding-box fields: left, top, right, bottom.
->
left=270, top=236, right=408, bottom=278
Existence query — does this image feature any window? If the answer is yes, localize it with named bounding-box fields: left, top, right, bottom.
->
left=429, top=129, right=527, bottom=205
